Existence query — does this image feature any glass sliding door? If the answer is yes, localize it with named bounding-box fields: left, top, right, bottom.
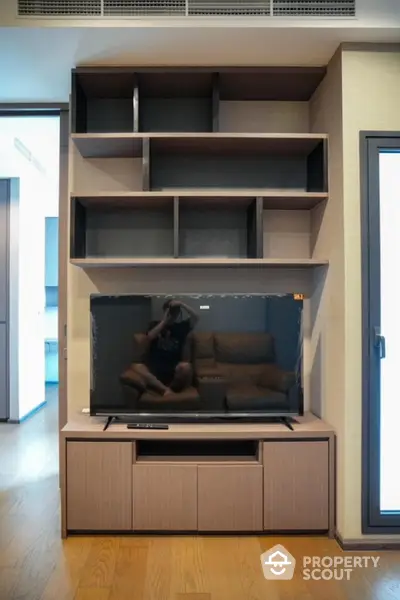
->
left=378, top=151, right=400, bottom=515
left=362, top=134, right=400, bottom=532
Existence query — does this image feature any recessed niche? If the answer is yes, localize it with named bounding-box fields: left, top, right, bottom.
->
left=70, top=197, right=174, bottom=259
left=178, top=198, right=261, bottom=259
left=138, top=72, right=214, bottom=133
left=72, top=71, right=136, bottom=134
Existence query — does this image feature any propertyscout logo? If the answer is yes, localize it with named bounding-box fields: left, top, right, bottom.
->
left=260, top=545, right=380, bottom=581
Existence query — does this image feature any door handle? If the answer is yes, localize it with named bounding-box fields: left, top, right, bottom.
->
left=374, top=327, right=386, bottom=359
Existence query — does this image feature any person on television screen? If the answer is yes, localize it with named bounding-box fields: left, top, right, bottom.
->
left=135, top=299, right=199, bottom=398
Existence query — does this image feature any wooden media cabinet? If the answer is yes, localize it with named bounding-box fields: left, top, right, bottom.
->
left=61, top=413, right=335, bottom=537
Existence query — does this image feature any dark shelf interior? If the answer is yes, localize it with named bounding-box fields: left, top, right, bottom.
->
left=136, top=439, right=259, bottom=459
left=139, top=71, right=214, bottom=133
left=72, top=67, right=327, bottom=134
left=71, top=197, right=174, bottom=259
left=140, top=98, right=213, bottom=133
left=218, top=67, right=326, bottom=101
left=72, top=71, right=136, bottom=134
left=150, top=140, right=327, bottom=193
left=178, top=198, right=262, bottom=259
left=70, top=196, right=263, bottom=260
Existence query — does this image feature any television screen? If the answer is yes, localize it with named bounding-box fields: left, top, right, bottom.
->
left=90, top=294, right=304, bottom=420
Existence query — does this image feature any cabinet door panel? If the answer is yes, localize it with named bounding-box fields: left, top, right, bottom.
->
left=198, top=465, right=263, bottom=531
left=133, top=464, right=197, bottom=531
left=67, top=441, right=132, bottom=531
left=263, top=441, right=329, bottom=531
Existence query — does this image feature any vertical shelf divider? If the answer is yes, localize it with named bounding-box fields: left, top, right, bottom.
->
left=212, top=72, right=220, bottom=133
left=256, top=196, right=264, bottom=259
left=246, top=197, right=264, bottom=259
left=133, top=74, right=139, bottom=133
left=307, top=138, right=329, bottom=193
left=71, top=71, right=86, bottom=134
left=142, top=138, right=150, bottom=191
left=70, top=198, right=87, bottom=259
left=173, top=197, right=180, bottom=258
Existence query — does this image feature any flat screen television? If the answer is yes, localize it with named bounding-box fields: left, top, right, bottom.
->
left=90, top=293, right=304, bottom=421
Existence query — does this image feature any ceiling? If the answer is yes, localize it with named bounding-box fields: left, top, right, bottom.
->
left=0, top=25, right=400, bottom=102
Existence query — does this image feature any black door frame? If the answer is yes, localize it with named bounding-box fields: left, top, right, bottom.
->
left=361, top=132, right=400, bottom=533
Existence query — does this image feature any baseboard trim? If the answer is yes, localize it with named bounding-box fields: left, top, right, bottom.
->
left=336, top=532, right=400, bottom=550
left=8, top=400, right=47, bottom=424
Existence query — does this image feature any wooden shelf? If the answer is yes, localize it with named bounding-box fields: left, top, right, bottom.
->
left=149, top=133, right=327, bottom=155
left=72, top=191, right=328, bottom=210
left=71, top=134, right=143, bottom=158
left=72, top=132, right=327, bottom=159
left=70, top=257, right=328, bottom=268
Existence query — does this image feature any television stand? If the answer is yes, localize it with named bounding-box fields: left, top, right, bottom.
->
left=280, top=417, right=295, bottom=431
left=61, top=412, right=335, bottom=537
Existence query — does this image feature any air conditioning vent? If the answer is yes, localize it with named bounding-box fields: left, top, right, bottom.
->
left=103, top=0, right=186, bottom=16
left=18, top=0, right=355, bottom=17
left=18, top=0, right=101, bottom=15
left=188, top=0, right=271, bottom=16
left=273, top=0, right=355, bottom=16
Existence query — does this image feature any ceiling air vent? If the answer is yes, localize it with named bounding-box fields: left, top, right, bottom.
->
left=272, top=0, right=355, bottom=16
left=188, top=0, right=271, bottom=16
left=18, top=0, right=101, bottom=15
left=18, top=0, right=355, bottom=17
left=103, top=0, right=186, bottom=16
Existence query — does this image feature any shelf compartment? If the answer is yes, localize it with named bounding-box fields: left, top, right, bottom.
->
left=138, top=71, right=215, bottom=133
left=218, top=67, right=326, bottom=101
left=263, top=209, right=312, bottom=260
left=178, top=197, right=262, bottom=259
left=135, top=439, right=260, bottom=463
left=72, top=70, right=136, bottom=134
left=149, top=134, right=328, bottom=192
left=72, top=154, right=143, bottom=194
left=218, top=101, right=310, bottom=134
left=70, top=196, right=174, bottom=260
left=70, top=257, right=329, bottom=268
left=72, top=134, right=143, bottom=159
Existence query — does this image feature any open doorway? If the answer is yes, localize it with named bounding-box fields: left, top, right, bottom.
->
left=0, top=114, right=60, bottom=421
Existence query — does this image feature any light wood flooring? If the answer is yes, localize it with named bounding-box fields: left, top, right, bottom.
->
left=1, top=388, right=400, bottom=600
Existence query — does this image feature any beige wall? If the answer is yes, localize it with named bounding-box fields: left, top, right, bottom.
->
left=309, top=50, right=347, bottom=535
left=341, top=48, right=400, bottom=540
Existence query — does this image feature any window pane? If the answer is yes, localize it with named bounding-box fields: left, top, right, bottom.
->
left=379, top=150, right=400, bottom=513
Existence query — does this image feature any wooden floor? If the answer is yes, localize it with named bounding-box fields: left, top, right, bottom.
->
left=1, top=389, right=400, bottom=600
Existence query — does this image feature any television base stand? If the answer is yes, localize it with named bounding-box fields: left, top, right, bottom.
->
left=103, top=416, right=115, bottom=431
left=280, top=417, right=295, bottom=431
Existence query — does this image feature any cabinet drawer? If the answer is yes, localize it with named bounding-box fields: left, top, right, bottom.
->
left=133, top=464, right=197, bottom=531
left=198, top=465, right=263, bottom=531
left=263, top=440, right=329, bottom=531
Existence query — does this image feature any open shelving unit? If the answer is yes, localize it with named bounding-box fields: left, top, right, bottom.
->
left=70, top=67, right=329, bottom=270
left=62, top=67, right=336, bottom=538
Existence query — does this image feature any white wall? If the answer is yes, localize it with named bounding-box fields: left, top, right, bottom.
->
left=0, top=144, right=45, bottom=419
